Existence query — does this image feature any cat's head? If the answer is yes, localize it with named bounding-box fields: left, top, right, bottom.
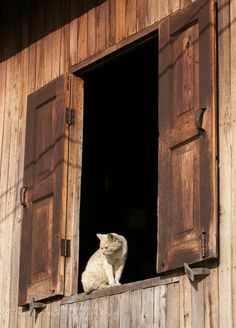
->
left=97, top=233, right=123, bottom=256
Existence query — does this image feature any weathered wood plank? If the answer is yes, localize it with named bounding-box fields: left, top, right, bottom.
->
left=61, top=277, right=179, bottom=304
left=154, top=285, right=166, bottom=328
left=41, top=302, right=52, bottom=328
left=131, top=289, right=142, bottom=328
left=87, top=0, right=96, bottom=57
left=96, top=1, right=106, bottom=53
left=50, top=300, right=61, bottom=328
left=98, top=297, right=109, bottom=328
left=166, top=282, right=180, bottom=327
left=78, top=1, right=88, bottom=62
left=218, top=0, right=233, bottom=327
left=59, top=304, right=69, bottom=328
left=137, top=0, right=148, bottom=31
left=116, top=0, right=126, bottom=42
left=108, top=294, right=120, bottom=328
left=0, top=60, right=7, bottom=328
left=119, top=292, right=131, bottom=328
left=204, top=268, right=219, bottom=328
left=88, top=298, right=99, bottom=328
left=106, top=0, right=116, bottom=47
left=158, top=0, right=169, bottom=20
left=69, top=1, right=79, bottom=66
left=141, top=288, right=154, bottom=328
left=125, top=0, right=137, bottom=36
left=1, top=54, right=21, bottom=328
left=229, top=0, right=236, bottom=325
left=191, top=280, right=205, bottom=328
left=179, top=276, right=192, bottom=328
left=9, top=47, right=29, bottom=328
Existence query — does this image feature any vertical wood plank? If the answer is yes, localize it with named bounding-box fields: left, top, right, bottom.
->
left=108, top=294, right=120, bottom=328
left=98, top=297, right=109, bottom=328
left=218, top=0, right=233, bottom=327
left=105, top=0, right=116, bottom=47
left=158, top=0, right=169, bottom=20
left=17, top=307, right=26, bottom=328
left=137, top=0, right=148, bottom=31
left=10, top=47, right=29, bottom=328
left=191, top=280, right=205, bottom=328
left=131, top=290, right=142, bottom=328
left=166, top=283, right=180, bottom=327
left=204, top=268, right=219, bottom=328
left=69, top=0, right=79, bottom=66
left=154, top=285, right=166, bottom=328
left=169, top=0, right=180, bottom=14
left=41, top=302, right=52, bottom=328
left=87, top=0, right=96, bottom=57
left=59, top=1, right=70, bottom=74
left=116, top=0, right=126, bottom=42
left=141, top=288, right=154, bottom=328
left=229, top=0, right=236, bottom=326
left=78, top=1, right=88, bottom=62
left=0, top=60, right=7, bottom=328
left=59, top=304, right=69, bottom=328
left=179, top=276, right=192, bottom=328
left=120, top=292, right=131, bottom=328
left=96, top=1, right=106, bottom=53
left=147, top=0, right=158, bottom=26
left=50, top=301, right=61, bottom=328
left=88, top=298, right=99, bottom=328
left=1, top=54, right=21, bottom=328
left=68, top=303, right=79, bottom=328
left=125, top=0, right=137, bottom=37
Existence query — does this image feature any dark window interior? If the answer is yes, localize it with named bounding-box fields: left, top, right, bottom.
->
left=78, top=37, right=158, bottom=292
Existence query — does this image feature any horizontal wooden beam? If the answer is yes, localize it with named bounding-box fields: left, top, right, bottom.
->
left=61, top=276, right=179, bottom=305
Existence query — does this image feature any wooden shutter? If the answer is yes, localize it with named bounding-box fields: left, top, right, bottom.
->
left=18, top=74, right=80, bottom=305
left=157, top=0, right=217, bottom=272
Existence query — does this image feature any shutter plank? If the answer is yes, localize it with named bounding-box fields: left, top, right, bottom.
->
left=158, top=0, right=217, bottom=272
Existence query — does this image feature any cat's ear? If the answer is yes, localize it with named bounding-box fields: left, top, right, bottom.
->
left=108, top=233, right=115, bottom=241
left=96, top=233, right=103, bottom=240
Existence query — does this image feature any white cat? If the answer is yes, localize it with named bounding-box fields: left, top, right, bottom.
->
left=81, top=233, right=128, bottom=294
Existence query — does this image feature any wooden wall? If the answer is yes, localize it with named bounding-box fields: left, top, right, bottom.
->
left=0, top=0, right=235, bottom=326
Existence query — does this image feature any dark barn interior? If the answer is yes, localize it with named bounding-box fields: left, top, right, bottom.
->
left=78, top=37, right=158, bottom=291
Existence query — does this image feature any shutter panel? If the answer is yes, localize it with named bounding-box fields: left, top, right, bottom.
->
left=19, top=74, right=79, bottom=305
left=157, top=0, right=217, bottom=272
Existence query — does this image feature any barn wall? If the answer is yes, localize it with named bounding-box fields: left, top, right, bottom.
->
left=0, top=0, right=234, bottom=327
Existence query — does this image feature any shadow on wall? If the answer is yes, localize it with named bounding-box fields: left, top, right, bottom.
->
left=0, top=0, right=106, bottom=62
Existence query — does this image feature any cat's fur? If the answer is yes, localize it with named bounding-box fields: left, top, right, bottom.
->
left=81, top=233, right=128, bottom=294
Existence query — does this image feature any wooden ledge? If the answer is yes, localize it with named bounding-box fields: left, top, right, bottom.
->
left=61, top=276, right=179, bottom=305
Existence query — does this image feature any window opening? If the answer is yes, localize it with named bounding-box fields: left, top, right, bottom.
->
left=78, top=38, right=158, bottom=292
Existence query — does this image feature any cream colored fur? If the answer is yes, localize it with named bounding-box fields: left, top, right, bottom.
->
left=81, top=233, right=128, bottom=294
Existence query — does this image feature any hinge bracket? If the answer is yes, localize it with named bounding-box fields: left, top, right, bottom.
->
left=184, top=263, right=210, bottom=282
left=65, top=108, right=74, bottom=125
left=61, top=239, right=71, bottom=257
left=29, top=298, right=46, bottom=316
left=200, top=231, right=209, bottom=258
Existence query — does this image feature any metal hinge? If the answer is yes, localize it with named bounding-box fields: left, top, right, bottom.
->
left=65, top=108, right=74, bottom=125
left=200, top=231, right=209, bottom=258
left=61, top=239, right=71, bottom=257
left=29, top=298, right=46, bottom=316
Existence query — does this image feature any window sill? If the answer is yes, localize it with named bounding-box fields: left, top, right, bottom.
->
left=61, top=276, right=179, bottom=305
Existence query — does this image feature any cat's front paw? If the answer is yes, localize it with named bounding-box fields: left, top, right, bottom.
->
left=115, top=282, right=121, bottom=286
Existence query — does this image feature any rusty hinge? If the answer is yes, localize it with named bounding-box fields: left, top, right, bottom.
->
left=29, top=298, right=46, bottom=316
left=20, top=186, right=27, bottom=207
left=65, top=107, right=74, bottom=125
left=61, top=239, right=71, bottom=257
left=200, top=231, right=209, bottom=258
